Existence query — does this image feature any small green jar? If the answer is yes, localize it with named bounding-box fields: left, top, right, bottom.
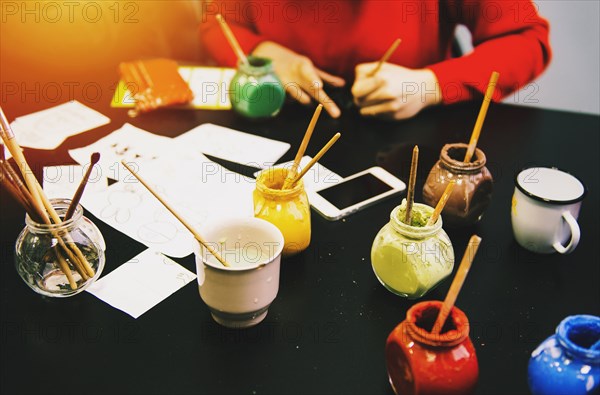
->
left=371, top=202, right=454, bottom=299
left=230, top=56, right=285, bottom=119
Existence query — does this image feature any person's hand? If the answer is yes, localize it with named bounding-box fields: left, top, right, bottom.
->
left=352, top=63, right=442, bottom=120
left=252, top=41, right=345, bottom=118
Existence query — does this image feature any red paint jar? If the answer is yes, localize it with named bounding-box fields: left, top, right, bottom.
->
left=385, top=301, right=479, bottom=395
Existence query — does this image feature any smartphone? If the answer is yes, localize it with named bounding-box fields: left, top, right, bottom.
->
left=309, top=167, right=406, bottom=221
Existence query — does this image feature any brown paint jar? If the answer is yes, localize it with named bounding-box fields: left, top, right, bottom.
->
left=423, top=143, right=493, bottom=227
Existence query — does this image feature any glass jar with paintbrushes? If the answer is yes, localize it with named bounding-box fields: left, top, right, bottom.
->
left=423, top=71, right=499, bottom=227
left=216, top=14, right=285, bottom=119
left=1, top=108, right=105, bottom=297
left=253, top=104, right=341, bottom=256
left=14, top=198, right=105, bottom=296
left=371, top=146, right=456, bottom=298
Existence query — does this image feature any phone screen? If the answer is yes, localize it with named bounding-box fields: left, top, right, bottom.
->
left=316, top=173, right=393, bottom=210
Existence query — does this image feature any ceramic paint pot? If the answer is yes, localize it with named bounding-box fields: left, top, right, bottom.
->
left=194, top=217, right=284, bottom=328
left=528, top=315, right=600, bottom=395
left=385, top=300, right=479, bottom=395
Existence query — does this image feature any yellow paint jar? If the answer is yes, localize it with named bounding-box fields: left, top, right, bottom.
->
left=253, top=167, right=311, bottom=256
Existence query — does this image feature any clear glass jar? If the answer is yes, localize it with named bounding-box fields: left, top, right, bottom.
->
left=423, top=143, right=493, bottom=227
left=253, top=167, right=311, bottom=256
left=230, top=56, right=286, bottom=119
left=14, top=198, right=106, bottom=297
left=371, top=203, right=454, bottom=298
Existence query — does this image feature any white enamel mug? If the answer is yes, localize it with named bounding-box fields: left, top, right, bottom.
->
left=511, top=167, right=586, bottom=254
left=194, top=217, right=284, bottom=328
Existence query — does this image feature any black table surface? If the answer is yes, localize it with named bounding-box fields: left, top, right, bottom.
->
left=1, top=90, right=599, bottom=395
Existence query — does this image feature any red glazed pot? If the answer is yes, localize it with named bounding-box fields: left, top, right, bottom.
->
left=385, top=301, right=479, bottom=395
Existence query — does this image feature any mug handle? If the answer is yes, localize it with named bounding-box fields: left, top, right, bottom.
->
left=553, top=211, right=580, bottom=254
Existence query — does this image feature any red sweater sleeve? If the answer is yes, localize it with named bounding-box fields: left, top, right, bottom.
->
left=428, top=0, right=552, bottom=104
left=199, top=1, right=265, bottom=67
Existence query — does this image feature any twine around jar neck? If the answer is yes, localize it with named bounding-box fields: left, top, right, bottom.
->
left=440, top=143, right=487, bottom=174
left=237, top=56, right=274, bottom=77
left=405, top=301, right=470, bottom=348
left=25, top=198, right=83, bottom=234
left=556, top=315, right=600, bottom=364
left=389, top=203, right=441, bottom=239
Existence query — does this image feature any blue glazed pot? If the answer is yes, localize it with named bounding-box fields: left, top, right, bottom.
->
left=528, top=315, right=600, bottom=395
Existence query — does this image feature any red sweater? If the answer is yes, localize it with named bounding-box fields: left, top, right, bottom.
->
left=200, top=0, right=551, bottom=104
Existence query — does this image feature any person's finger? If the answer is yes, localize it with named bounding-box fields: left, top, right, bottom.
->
left=316, top=68, right=346, bottom=87
left=355, top=85, right=397, bottom=107
left=298, top=63, right=341, bottom=118
left=312, top=84, right=341, bottom=118
left=355, top=62, right=379, bottom=78
left=359, top=99, right=402, bottom=117
left=351, top=76, right=384, bottom=103
left=360, top=99, right=421, bottom=120
left=283, top=81, right=312, bottom=105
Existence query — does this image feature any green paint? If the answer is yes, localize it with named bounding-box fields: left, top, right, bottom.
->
left=231, top=56, right=285, bottom=119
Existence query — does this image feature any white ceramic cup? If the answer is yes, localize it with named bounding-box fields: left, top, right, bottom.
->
left=194, top=217, right=284, bottom=328
left=511, top=167, right=586, bottom=254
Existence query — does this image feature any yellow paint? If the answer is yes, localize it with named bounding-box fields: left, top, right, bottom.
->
left=512, top=194, right=517, bottom=216
left=254, top=168, right=311, bottom=256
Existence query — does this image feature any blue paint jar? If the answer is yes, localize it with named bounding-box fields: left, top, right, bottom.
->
left=528, top=315, right=600, bottom=395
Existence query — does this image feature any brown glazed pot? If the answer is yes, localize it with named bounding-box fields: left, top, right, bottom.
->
left=423, top=143, right=493, bottom=227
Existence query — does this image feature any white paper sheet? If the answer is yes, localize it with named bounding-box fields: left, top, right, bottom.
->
left=43, top=165, right=108, bottom=201
left=10, top=101, right=110, bottom=150
left=178, top=67, right=236, bottom=109
left=80, top=149, right=255, bottom=258
left=69, top=123, right=173, bottom=182
left=86, top=249, right=196, bottom=319
left=175, top=123, right=290, bottom=168
left=68, top=123, right=259, bottom=257
left=254, top=156, right=342, bottom=192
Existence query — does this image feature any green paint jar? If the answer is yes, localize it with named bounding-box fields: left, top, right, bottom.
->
left=371, top=201, right=454, bottom=299
left=230, top=56, right=285, bottom=119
